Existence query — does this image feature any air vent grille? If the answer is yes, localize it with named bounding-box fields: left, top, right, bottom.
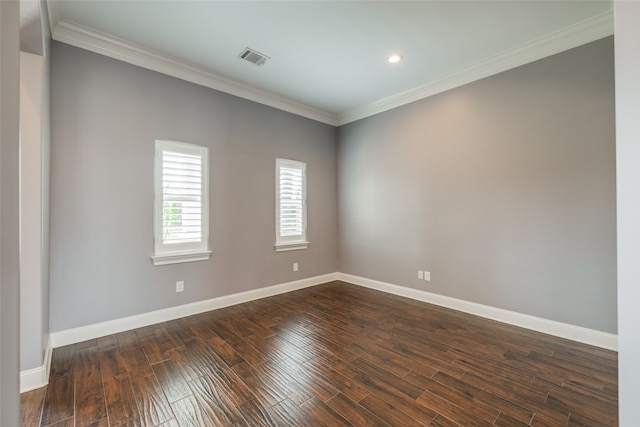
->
left=238, top=47, right=269, bottom=66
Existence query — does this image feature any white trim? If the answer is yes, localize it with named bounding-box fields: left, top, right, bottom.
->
left=337, top=10, right=613, bottom=125
left=50, top=273, right=338, bottom=348
left=338, top=273, right=618, bottom=351
left=274, top=242, right=310, bottom=252
left=154, top=139, right=210, bottom=261
left=51, top=20, right=338, bottom=126
left=151, top=250, right=212, bottom=266
left=20, top=338, right=52, bottom=393
left=48, top=272, right=617, bottom=351
left=46, top=0, right=62, bottom=38
left=49, top=11, right=612, bottom=127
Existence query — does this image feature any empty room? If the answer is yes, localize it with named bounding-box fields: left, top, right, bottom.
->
left=4, top=0, right=640, bottom=426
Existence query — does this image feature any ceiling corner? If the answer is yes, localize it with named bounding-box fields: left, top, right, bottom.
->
left=51, top=19, right=338, bottom=126
left=46, top=0, right=62, bottom=37
left=337, top=9, right=614, bottom=127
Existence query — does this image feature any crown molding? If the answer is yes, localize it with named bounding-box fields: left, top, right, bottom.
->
left=337, top=10, right=614, bottom=126
left=50, top=9, right=612, bottom=128
left=46, top=0, right=62, bottom=39
left=51, top=20, right=339, bottom=126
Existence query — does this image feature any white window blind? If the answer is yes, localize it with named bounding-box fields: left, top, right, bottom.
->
left=162, top=149, right=202, bottom=243
left=153, top=140, right=211, bottom=265
left=275, top=158, right=308, bottom=251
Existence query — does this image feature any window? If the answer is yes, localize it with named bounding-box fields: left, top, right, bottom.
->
left=152, top=140, right=211, bottom=265
left=275, top=158, right=309, bottom=251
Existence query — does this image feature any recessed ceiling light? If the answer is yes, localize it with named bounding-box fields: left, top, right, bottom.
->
left=388, top=54, right=403, bottom=64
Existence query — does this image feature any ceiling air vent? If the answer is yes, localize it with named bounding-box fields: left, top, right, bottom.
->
left=238, top=47, right=269, bottom=66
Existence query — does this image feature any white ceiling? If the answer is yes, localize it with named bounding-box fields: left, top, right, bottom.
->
left=47, top=0, right=613, bottom=126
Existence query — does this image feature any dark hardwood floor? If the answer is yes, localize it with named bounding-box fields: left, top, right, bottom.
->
left=20, top=281, right=618, bottom=426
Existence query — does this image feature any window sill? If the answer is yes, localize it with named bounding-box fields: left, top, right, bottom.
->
left=274, top=242, right=310, bottom=252
left=152, top=250, right=212, bottom=266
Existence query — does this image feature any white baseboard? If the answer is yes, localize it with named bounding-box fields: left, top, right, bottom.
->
left=338, top=273, right=618, bottom=351
left=50, top=273, right=338, bottom=348
left=20, top=337, right=52, bottom=393
left=48, top=271, right=617, bottom=352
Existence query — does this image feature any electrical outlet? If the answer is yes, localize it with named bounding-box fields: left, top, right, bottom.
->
left=424, top=271, right=431, bottom=281
left=418, top=270, right=424, bottom=280
left=176, top=281, right=184, bottom=292
left=293, top=263, right=299, bottom=272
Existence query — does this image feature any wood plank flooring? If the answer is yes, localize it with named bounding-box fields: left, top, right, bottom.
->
left=20, top=281, right=618, bottom=426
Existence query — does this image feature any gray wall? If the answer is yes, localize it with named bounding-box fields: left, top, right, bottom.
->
left=50, top=36, right=616, bottom=336
left=50, top=42, right=338, bottom=332
left=338, top=37, right=616, bottom=333
left=1, top=1, right=21, bottom=424
left=615, top=3, right=640, bottom=423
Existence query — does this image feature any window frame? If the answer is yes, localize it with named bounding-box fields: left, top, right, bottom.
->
left=275, top=158, right=309, bottom=252
left=152, top=139, right=211, bottom=266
